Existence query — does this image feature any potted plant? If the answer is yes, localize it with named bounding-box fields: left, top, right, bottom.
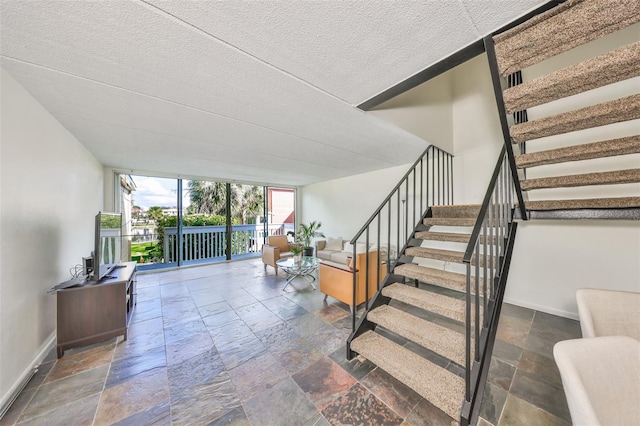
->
left=296, top=221, right=325, bottom=257
left=289, top=243, right=304, bottom=264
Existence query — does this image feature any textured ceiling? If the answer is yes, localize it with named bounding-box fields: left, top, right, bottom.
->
left=1, top=0, right=545, bottom=186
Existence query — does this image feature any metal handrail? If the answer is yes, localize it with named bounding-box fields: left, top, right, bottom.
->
left=484, top=35, right=528, bottom=221
left=460, top=147, right=517, bottom=424
left=347, top=144, right=454, bottom=336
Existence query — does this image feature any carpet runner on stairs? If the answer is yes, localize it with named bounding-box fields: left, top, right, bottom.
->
left=514, top=136, right=640, bottom=168
left=492, top=0, right=640, bottom=216
left=351, top=331, right=464, bottom=420
left=351, top=203, right=488, bottom=420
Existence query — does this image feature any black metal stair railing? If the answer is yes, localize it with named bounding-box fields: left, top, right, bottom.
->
left=345, top=144, right=454, bottom=357
left=459, top=145, right=519, bottom=425
left=484, top=35, right=528, bottom=221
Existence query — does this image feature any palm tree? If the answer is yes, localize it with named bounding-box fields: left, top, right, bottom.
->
left=187, top=180, right=227, bottom=215
left=147, top=206, right=164, bottom=222
left=232, top=184, right=263, bottom=224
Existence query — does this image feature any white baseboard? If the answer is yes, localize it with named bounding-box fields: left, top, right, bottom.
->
left=0, top=332, right=56, bottom=418
left=503, top=297, right=580, bottom=321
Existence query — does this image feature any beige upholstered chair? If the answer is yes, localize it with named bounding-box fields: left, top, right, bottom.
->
left=576, top=288, right=640, bottom=340
left=553, top=336, right=640, bottom=426
left=319, top=251, right=387, bottom=309
left=261, top=235, right=292, bottom=275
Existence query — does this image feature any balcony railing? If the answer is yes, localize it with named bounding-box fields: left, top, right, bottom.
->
left=163, top=223, right=292, bottom=263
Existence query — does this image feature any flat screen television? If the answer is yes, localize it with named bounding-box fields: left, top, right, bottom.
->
left=90, top=211, right=122, bottom=281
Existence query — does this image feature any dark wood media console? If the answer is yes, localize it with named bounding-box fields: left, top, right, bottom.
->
left=56, top=261, right=137, bottom=358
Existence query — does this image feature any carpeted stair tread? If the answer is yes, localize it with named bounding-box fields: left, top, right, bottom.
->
left=351, top=331, right=464, bottom=420
left=493, top=0, right=640, bottom=76
left=510, top=94, right=640, bottom=144
left=503, top=41, right=640, bottom=113
left=368, top=305, right=465, bottom=366
left=431, top=204, right=481, bottom=218
left=405, top=246, right=496, bottom=268
left=526, top=196, right=640, bottom=211
left=382, top=283, right=465, bottom=323
left=415, top=231, right=471, bottom=243
left=521, top=169, right=640, bottom=191
left=394, top=263, right=467, bottom=292
left=515, top=136, right=640, bottom=168
left=424, top=217, right=476, bottom=227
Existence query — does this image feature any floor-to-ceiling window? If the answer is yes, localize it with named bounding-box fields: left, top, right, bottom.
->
left=119, top=173, right=292, bottom=270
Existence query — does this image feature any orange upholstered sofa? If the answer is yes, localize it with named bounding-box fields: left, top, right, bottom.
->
left=319, top=250, right=387, bottom=309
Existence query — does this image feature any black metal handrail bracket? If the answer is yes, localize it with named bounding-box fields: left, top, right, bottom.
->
left=460, top=146, right=517, bottom=425
left=346, top=145, right=454, bottom=357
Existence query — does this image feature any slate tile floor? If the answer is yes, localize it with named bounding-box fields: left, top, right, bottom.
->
left=2, top=259, right=580, bottom=425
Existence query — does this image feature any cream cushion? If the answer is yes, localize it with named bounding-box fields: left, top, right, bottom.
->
left=325, top=237, right=343, bottom=251
left=343, top=242, right=367, bottom=254
left=576, top=288, right=640, bottom=340
left=554, top=336, right=640, bottom=426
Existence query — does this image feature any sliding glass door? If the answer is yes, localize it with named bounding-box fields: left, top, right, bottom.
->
left=118, top=174, right=287, bottom=270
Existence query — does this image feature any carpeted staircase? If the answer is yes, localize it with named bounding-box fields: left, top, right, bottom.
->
left=492, top=0, right=640, bottom=217
left=350, top=204, right=486, bottom=420
left=348, top=0, right=639, bottom=423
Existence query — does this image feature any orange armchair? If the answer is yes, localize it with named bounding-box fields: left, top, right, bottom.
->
left=261, top=235, right=293, bottom=275
left=319, top=251, right=387, bottom=309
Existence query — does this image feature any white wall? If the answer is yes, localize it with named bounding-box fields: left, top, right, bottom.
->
left=0, top=68, right=104, bottom=409
left=299, top=164, right=409, bottom=242
left=369, top=72, right=453, bottom=153
left=508, top=221, right=640, bottom=319
left=451, top=54, right=503, bottom=205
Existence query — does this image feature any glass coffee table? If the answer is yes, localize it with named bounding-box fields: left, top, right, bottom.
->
left=276, top=256, right=320, bottom=291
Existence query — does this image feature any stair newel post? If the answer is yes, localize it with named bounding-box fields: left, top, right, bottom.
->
left=419, top=157, right=424, bottom=216
left=397, top=190, right=401, bottom=258
left=483, top=35, right=528, bottom=220
left=489, top=192, right=495, bottom=299
left=413, top=166, right=417, bottom=230
left=376, top=214, right=381, bottom=292
left=475, top=243, right=480, bottom=361
left=387, top=202, right=392, bottom=268
left=465, top=261, right=472, bottom=404
left=404, top=179, right=409, bottom=244
left=351, top=242, right=357, bottom=332
left=438, top=150, right=442, bottom=205
left=365, top=229, right=370, bottom=310
left=483, top=219, right=489, bottom=328
left=431, top=147, right=435, bottom=205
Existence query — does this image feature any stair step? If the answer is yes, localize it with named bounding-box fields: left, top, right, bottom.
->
left=521, top=169, right=640, bottom=191
left=493, top=0, right=640, bottom=75
left=510, top=94, right=640, bottom=144
left=368, top=305, right=465, bottom=366
left=382, top=283, right=465, bottom=322
left=515, top=136, right=640, bottom=168
left=526, top=196, right=640, bottom=211
left=415, top=231, right=470, bottom=243
left=415, top=231, right=500, bottom=245
left=503, top=41, right=640, bottom=113
left=424, top=217, right=476, bottom=227
left=394, top=263, right=467, bottom=292
left=431, top=204, right=481, bottom=218
left=405, top=247, right=497, bottom=268
left=351, top=331, right=464, bottom=420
